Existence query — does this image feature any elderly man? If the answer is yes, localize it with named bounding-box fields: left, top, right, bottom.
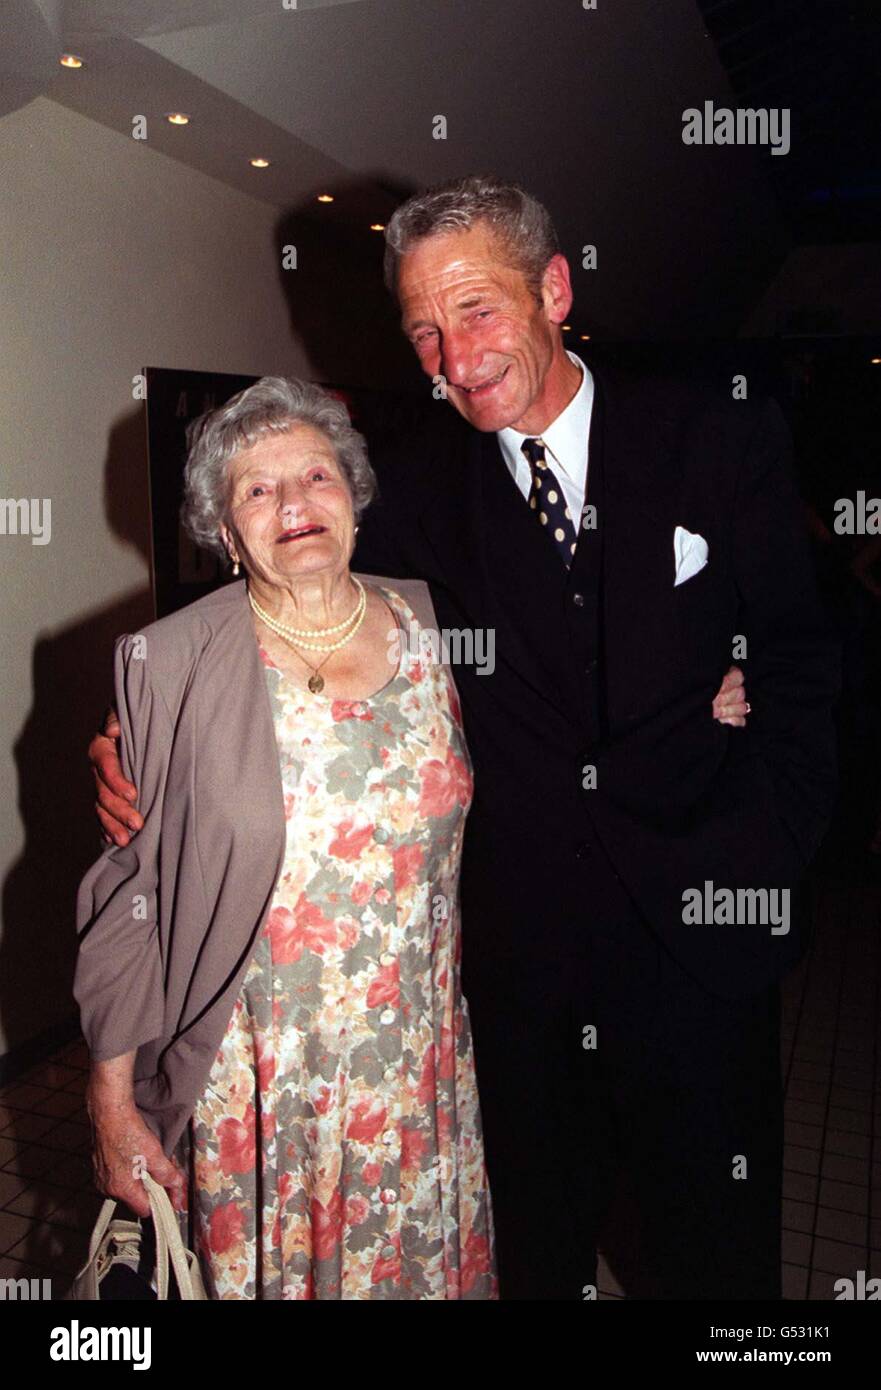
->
left=92, top=176, right=839, bottom=1300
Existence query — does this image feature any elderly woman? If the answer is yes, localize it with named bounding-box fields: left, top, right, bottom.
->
left=76, top=377, right=496, bottom=1300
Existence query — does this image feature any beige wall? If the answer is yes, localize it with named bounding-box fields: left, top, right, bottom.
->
left=0, top=97, right=313, bottom=1059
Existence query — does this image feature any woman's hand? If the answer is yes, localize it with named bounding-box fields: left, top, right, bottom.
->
left=89, top=708, right=142, bottom=848
left=712, top=664, right=750, bottom=728
left=87, top=1076, right=186, bottom=1219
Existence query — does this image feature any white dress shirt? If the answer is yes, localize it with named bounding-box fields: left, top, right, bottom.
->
left=496, top=351, right=594, bottom=525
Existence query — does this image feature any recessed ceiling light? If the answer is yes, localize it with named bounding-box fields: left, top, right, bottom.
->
left=166, top=113, right=190, bottom=125
left=562, top=324, right=572, bottom=331
left=250, top=157, right=270, bottom=168
left=580, top=334, right=591, bottom=341
left=317, top=194, right=334, bottom=203
left=59, top=54, right=84, bottom=68
left=370, top=223, right=385, bottom=232
left=872, top=357, right=881, bottom=365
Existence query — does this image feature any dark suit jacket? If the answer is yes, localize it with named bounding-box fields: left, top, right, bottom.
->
left=353, top=363, right=841, bottom=1001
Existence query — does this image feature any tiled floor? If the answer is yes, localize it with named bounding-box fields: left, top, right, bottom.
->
left=0, top=1040, right=101, bottom=1299
left=1, top=874, right=878, bottom=1301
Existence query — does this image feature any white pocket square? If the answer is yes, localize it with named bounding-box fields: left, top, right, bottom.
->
left=673, top=526, right=708, bottom=586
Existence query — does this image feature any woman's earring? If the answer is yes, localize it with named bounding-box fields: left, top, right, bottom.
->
left=232, top=558, right=240, bottom=576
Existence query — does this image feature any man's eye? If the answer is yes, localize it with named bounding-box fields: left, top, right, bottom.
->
left=310, top=470, right=328, bottom=481
left=249, top=485, right=266, bottom=497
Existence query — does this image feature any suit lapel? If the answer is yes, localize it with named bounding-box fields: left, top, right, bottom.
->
left=414, top=366, right=684, bottom=732
left=416, top=423, right=579, bottom=719
left=478, top=431, right=579, bottom=704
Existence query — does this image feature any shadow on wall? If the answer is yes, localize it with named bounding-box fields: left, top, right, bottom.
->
left=0, top=172, right=430, bottom=1072
left=0, top=407, right=154, bottom=1072
left=0, top=171, right=445, bottom=1282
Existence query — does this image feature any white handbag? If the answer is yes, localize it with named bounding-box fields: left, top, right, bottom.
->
left=69, top=1171, right=207, bottom=1301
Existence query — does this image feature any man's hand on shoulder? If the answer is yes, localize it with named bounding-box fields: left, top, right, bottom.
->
left=90, top=708, right=142, bottom=847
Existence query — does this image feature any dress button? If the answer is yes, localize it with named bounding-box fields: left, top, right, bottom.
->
left=380, top=1007, right=396, bottom=1025
left=383, top=1065, right=397, bottom=1082
left=373, top=826, right=390, bottom=844
left=585, top=658, right=598, bottom=674
left=575, top=842, right=591, bottom=860
left=379, top=951, right=395, bottom=966
left=573, top=592, right=585, bottom=607
left=380, top=1188, right=397, bottom=1205
left=381, top=1128, right=396, bottom=1145
left=381, top=1244, right=396, bottom=1259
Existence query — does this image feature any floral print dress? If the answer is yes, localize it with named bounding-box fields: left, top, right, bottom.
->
left=175, top=585, right=497, bottom=1300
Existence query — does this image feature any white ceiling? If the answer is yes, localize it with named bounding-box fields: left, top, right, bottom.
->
left=53, top=0, right=364, bottom=39
left=4, top=0, right=792, bottom=337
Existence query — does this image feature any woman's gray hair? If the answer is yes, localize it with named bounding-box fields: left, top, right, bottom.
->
left=181, top=376, right=376, bottom=564
left=383, top=175, right=559, bottom=301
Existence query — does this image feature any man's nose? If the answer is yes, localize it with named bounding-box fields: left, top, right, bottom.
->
left=439, top=330, right=480, bottom=387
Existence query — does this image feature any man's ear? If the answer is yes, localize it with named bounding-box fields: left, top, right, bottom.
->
left=541, top=253, right=574, bottom=325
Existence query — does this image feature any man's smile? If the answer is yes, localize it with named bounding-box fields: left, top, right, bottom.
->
left=456, top=365, right=511, bottom=396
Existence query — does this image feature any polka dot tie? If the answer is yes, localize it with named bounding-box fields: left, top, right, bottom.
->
left=521, top=437, right=578, bottom=567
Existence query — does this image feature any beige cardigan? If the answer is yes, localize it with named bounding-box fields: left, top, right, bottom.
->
left=75, top=575, right=445, bottom=1155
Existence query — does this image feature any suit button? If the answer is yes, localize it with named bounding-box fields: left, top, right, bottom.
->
left=585, top=659, right=597, bottom=674
left=573, top=592, right=585, bottom=607
left=373, top=826, right=390, bottom=844
left=575, top=842, right=591, bottom=860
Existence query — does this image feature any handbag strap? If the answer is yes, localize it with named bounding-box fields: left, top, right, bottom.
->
left=142, top=1172, right=199, bottom=1300
left=85, top=1175, right=198, bottom=1300
left=85, top=1197, right=139, bottom=1267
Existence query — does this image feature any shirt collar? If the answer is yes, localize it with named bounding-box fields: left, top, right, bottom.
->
left=496, top=351, right=593, bottom=483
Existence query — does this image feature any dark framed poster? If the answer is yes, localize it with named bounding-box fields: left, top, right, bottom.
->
left=144, top=367, right=427, bottom=619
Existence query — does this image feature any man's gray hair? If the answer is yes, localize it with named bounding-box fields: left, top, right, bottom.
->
left=383, top=175, right=559, bottom=300
left=181, top=376, right=376, bottom=564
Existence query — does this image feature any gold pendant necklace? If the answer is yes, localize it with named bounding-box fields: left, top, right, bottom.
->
left=280, top=631, right=334, bottom=693
left=305, top=663, right=330, bottom=695
left=260, top=620, right=336, bottom=693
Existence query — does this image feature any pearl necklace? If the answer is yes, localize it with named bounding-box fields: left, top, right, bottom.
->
left=247, top=581, right=368, bottom=693
left=248, top=578, right=366, bottom=651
